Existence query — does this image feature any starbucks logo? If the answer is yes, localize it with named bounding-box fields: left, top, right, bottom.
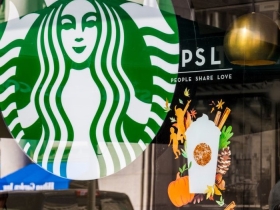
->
left=0, top=0, right=179, bottom=179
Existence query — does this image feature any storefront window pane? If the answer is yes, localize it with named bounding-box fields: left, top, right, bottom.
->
left=0, top=0, right=280, bottom=209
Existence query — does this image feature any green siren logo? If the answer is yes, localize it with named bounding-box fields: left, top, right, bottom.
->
left=0, top=0, right=179, bottom=179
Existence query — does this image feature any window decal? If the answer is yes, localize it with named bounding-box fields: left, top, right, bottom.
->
left=167, top=88, right=235, bottom=208
left=0, top=0, right=179, bottom=180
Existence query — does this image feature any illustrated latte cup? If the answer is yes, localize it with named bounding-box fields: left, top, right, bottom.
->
left=186, top=114, right=221, bottom=193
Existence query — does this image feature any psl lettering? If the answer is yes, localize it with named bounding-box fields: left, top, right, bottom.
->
left=182, top=47, right=222, bottom=67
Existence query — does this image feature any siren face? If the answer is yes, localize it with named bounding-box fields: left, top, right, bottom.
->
left=61, top=1, right=98, bottom=63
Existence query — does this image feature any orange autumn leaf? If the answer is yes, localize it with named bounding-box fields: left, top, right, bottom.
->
left=217, top=180, right=226, bottom=190
left=190, top=109, right=197, bottom=119
left=215, top=174, right=225, bottom=190
left=215, top=174, right=223, bottom=184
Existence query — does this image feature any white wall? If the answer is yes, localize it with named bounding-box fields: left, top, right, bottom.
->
left=0, top=138, right=31, bottom=178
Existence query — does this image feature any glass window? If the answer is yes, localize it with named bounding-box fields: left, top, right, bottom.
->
left=0, top=0, right=280, bottom=209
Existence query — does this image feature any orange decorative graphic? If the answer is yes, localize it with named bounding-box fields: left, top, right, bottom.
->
left=218, top=107, right=231, bottom=130
left=168, top=172, right=195, bottom=207
left=216, top=99, right=225, bottom=109
left=215, top=174, right=226, bottom=190
left=193, top=143, right=212, bottom=166
left=217, top=180, right=226, bottom=190
left=189, top=108, right=197, bottom=119
left=209, top=101, right=216, bottom=113
left=166, top=88, right=236, bottom=208
left=215, top=173, right=223, bottom=184
left=214, top=185, right=222, bottom=196
left=214, top=111, right=221, bottom=126
left=224, top=201, right=236, bottom=210
left=168, top=127, right=181, bottom=159
left=174, top=100, right=191, bottom=143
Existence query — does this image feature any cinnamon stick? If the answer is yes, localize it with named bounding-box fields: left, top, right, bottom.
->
left=218, top=107, right=231, bottom=130
left=214, top=111, right=221, bottom=126
left=224, top=201, right=236, bottom=210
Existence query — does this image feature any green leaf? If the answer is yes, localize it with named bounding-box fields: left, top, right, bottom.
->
left=170, top=117, right=176, bottom=123
left=181, top=149, right=188, bottom=159
left=179, top=99, right=183, bottom=104
left=163, top=107, right=171, bottom=112
left=222, top=125, right=226, bottom=133
left=188, top=161, right=192, bottom=169
left=216, top=201, right=222, bottom=206
left=181, top=141, right=188, bottom=158
left=178, top=162, right=192, bottom=176
left=219, top=125, right=234, bottom=150
left=216, top=196, right=224, bottom=206
left=179, top=167, right=183, bottom=173
left=226, top=125, right=232, bottom=132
